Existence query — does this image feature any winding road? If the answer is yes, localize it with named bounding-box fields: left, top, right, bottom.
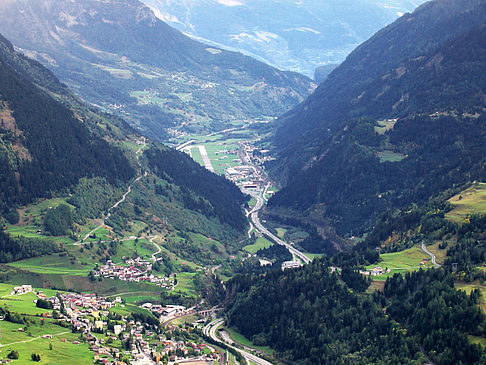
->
left=421, top=241, right=441, bottom=268
left=74, top=140, right=147, bottom=245
left=203, top=319, right=273, bottom=365
left=149, top=235, right=163, bottom=262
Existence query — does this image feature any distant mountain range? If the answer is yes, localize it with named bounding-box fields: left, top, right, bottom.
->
left=142, top=0, right=426, bottom=79
left=0, top=0, right=314, bottom=140
left=268, top=0, right=486, bottom=237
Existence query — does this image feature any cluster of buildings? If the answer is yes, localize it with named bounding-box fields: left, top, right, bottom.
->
left=360, top=266, right=391, bottom=276
left=225, top=142, right=273, bottom=193
left=29, top=286, right=212, bottom=364
left=38, top=291, right=117, bottom=316
left=225, top=165, right=261, bottom=189
left=282, top=260, right=303, bottom=270
left=11, top=284, right=33, bottom=295
left=92, top=259, right=175, bottom=289
left=141, top=303, right=193, bottom=319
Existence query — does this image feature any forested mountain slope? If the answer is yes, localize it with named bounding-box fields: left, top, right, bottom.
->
left=268, top=0, right=486, bottom=235
left=0, top=0, right=315, bottom=139
left=0, top=34, right=134, bottom=213
left=0, top=32, right=248, bottom=265
left=226, top=261, right=486, bottom=364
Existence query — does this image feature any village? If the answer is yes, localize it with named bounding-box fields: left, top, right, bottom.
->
left=5, top=286, right=221, bottom=365
left=91, top=258, right=176, bottom=290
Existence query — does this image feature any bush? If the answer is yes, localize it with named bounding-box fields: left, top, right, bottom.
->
left=7, top=350, right=19, bottom=359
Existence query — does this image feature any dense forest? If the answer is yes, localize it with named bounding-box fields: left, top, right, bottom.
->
left=225, top=261, right=485, bottom=364
left=0, top=230, right=62, bottom=263
left=0, top=35, right=134, bottom=218
left=145, top=147, right=248, bottom=232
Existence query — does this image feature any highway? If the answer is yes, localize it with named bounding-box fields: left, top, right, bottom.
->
left=203, top=319, right=274, bottom=365
left=239, top=143, right=312, bottom=265
left=244, top=185, right=312, bottom=265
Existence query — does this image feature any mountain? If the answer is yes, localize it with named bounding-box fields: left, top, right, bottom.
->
left=142, top=0, right=426, bottom=79
left=0, top=0, right=315, bottom=140
left=0, top=33, right=135, bottom=212
left=0, top=32, right=248, bottom=268
left=267, top=0, right=486, bottom=237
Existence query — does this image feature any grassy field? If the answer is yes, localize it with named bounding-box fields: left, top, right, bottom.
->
left=110, top=302, right=154, bottom=317
left=181, top=131, right=250, bottom=176
left=305, top=253, right=325, bottom=261
left=0, top=320, right=94, bottom=364
left=367, top=280, right=386, bottom=293
left=276, top=228, right=287, bottom=239
left=446, top=183, right=486, bottom=223
left=189, top=146, right=204, bottom=166
left=374, top=119, right=397, bottom=135
left=110, top=238, right=156, bottom=263
left=366, top=245, right=436, bottom=280
left=224, top=327, right=274, bottom=357
left=243, top=238, right=273, bottom=254
left=6, top=197, right=77, bottom=244
left=469, top=335, right=486, bottom=347
left=9, top=254, right=91, bottom=276
left=0, top=292, right=50, bottom=316
left=173, top=272, right=197, bottom=296
left=424, top=242, right=449, bottom=265
left=376, top=150, right=407, bottom=163
left=200, top=142, right=241, bottom=175
left=455, top=282, right=486, bottom=313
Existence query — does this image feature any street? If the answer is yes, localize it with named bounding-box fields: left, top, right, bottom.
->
left=203, top=319, right=274, bottom=365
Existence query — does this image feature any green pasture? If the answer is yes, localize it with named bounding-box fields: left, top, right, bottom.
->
left=367, top=245, right=436, bottom=280
left=0, top=320, right=93, bottom=364
left=6, top=198, right=76, bottom=244
left=374, top=119, right=397, bottom=135
left=0, top=291, right=49, bottom=316
left=243, top=238, right=273, bottom=254
left=110, top=238, right=156, bottom=263
left=446, top=183, right=486, bottom=223
left=223, top=327, right=274, bottom=357
left=172, top=272, right=196, bottom=296
left=455, top=282, right=486, bottom=313
left=189, top=146, right=204, bottom=166
left=304, top=253, right=325, bottom=261
left=9, top=254, right=91, bottom=276
left=376, top=150, right=407, bottom=163
left=276, top=228, right=287, bottom=239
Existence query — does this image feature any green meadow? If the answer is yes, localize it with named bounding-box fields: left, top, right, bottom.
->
left=172, top=272, right=197, bottom=296
left=223, top=326, right=274, bottom=357
left=455, top=282, right=486, bottom=313
left=0, top=320, right=94, bottom=365
left=446, top=183, right=486, bottom=223
left=243, top=237, right=273, bottom=254
left=9, top=254, right=91, bottom=276
left=367, top=245, right=436, bottom=280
